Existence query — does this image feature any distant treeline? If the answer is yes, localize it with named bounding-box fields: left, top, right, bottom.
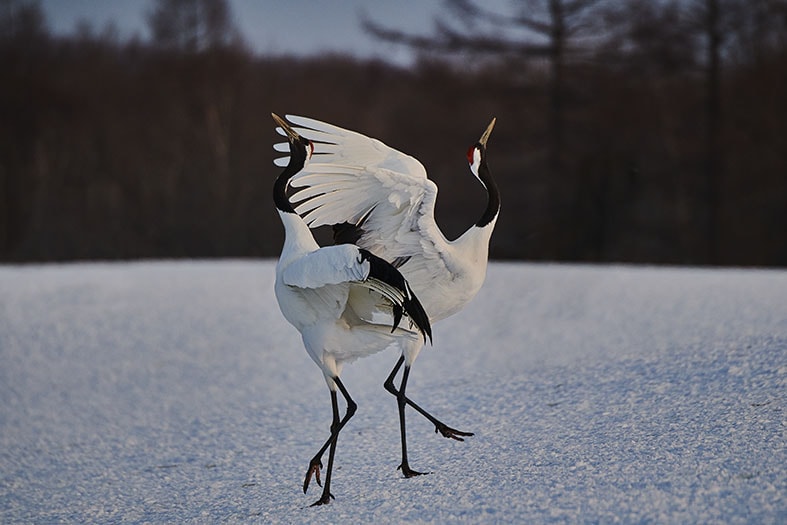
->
left=1, top=0, right=786, bottom=265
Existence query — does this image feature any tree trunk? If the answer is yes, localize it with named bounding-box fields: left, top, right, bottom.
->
left=705, top=0, right=721, bottom=264
left=548, top=0, right=565, bottom=175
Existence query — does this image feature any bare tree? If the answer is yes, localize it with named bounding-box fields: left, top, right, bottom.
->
left=694, top=0, right=724, bottom=263
left=597, top=0, right=698, bottom=75
left=0, top=0, right=47, bottom=40
left=686, top=0, right=756, bottom=262
left=0, top=0, right=50, bottom=256
left=363, top=0, right=602, bottom=174
left=724, top=0, right=787, bottom=65
left=147, top=0, right=239, bottom=52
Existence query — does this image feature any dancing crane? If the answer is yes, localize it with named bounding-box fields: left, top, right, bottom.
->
left=274, top=115, right=499, bottom=476
left=271, top=113, right=432, bottom=506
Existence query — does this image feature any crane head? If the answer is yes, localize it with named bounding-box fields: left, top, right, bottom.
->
left=272, top=113, right=314, bottom=165
left=467, top=117, right=496, bottom=180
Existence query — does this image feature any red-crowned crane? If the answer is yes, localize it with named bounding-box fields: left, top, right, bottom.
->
left=271, top=113, right=432, bottom=506
left=274, top=114, right=499, bottom=477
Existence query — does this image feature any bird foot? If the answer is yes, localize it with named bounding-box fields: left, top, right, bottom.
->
left=303, top=459, right=323, bottom=493
left=309, top=491, right=335, bottom=506
left=398, top=463, right=428, bottom=478
left=435, top=423, right=474, bottom=441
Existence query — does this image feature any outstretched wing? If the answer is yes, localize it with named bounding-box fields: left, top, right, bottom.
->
left=274, top=115, right=453, bottom=293
left=281, top=244, right=431, bottom=342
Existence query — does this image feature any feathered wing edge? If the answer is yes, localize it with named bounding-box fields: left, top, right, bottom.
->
left=273, top=114, right=428, bottom=180
left=271, top=114, right=455, bottom=309
left=289, top=179, right=452, bottom=307
left=271, top=116, right=443, bottom=253
left=358, top=248, right=432, bottom=344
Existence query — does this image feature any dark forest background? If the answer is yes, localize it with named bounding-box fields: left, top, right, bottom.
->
left=2, top=0, right=786, bottom=265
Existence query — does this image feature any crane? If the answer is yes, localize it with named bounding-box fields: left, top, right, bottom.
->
left=271, top=113, right=432, bottom=506
left=274, top=114, right=499, bottom=477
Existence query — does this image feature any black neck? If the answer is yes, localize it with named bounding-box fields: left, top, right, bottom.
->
left=476, top=153, right=500, bottom=228
left=273, top=139, right=308, bottom=214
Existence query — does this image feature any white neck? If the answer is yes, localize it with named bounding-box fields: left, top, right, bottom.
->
left=278, top=210, right=319, bottom=266
left=452, top=216, right=497, bottom=268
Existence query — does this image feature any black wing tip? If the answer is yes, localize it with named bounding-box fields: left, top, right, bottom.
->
left=406, top=294, right=433, bottom=345
left=359, top=249, right=432, bottom=343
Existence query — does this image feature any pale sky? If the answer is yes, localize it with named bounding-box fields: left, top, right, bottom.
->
left=39, top=0, right=506, bottom=66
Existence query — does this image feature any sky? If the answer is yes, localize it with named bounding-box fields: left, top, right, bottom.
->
left=38, top=0, right=503, bottom=66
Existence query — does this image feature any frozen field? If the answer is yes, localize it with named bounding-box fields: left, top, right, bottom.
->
left=1, top=260, right=785, bottom=523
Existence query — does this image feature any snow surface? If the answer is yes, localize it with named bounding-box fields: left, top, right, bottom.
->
left=1, top=260, right=785, bottom=523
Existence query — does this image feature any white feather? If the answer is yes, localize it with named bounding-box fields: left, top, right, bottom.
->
left=270, top=114, right=474, bottom=499
left=281, top=244, right=369, bottom=289
left=282, top=115, right=496, bottom=324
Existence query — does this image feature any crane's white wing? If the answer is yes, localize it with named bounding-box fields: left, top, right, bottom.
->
left=280, top=244, right=369, bottom=289
left=274, top=115, right=453, bottom=288
left=282, top=244, right=411, bottom=311
left=275, top=115, right=428, bottom=178
left=281, top=244, right=431, bottom=341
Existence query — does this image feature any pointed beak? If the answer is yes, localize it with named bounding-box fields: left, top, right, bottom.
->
left=479, top=117, right=496, bottom=147
left=272, top=113, right=299, bottom=142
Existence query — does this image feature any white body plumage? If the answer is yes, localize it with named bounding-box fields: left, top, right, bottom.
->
left=275, top=213, right=422, bottom=379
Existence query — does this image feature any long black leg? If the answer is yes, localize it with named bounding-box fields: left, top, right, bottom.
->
left=383, top=356, right=473, bottom=477
left=304, top=377, right=357, bottom=506
left=395, top=361, right=426, bottom=477
left=312, top=391, right=340, bottom=506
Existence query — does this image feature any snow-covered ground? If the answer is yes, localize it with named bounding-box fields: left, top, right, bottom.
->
left=1, top=260, right=785, bottom=523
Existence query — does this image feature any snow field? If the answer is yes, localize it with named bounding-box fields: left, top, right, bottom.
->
left=1, top=261, right=785, bottom=522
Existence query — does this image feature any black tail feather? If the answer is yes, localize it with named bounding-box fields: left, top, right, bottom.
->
left=358, top=248, right=432, bottom=344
